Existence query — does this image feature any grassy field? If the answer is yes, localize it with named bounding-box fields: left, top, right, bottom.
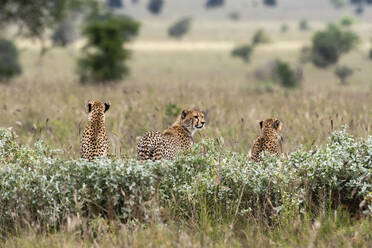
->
left=0, top=20, right=371, bottom=246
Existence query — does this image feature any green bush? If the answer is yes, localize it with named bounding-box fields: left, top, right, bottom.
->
left=252, top=29, right=270, bottom=46
left=299, top=19, right=310, bottom=31
left=168, top=17, right=192, bottom=39
left=77, top=14, right=140, bottom=83
left=311, top=24, right=359, bottom=68
left=334, top=65, right=354, bottom=84
left=0, top=39, right=21, bottom=82
left=205, top=0, right=224, bottom=8
left=147, top=0, right=163, bottom=15
left=281, top=24, right=289, bottom=33
left=340, top=16, right=355, bottom=27
left=275, top=60, right=301, bottom=88
left=0, top=127, right=371, bottom=233
left=231, top=44, right=254, bottom=62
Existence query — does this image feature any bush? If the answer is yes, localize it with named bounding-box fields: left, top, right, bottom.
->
left=311, top=24, right=359, bottom=68
left=340, top=16, right=355, bottom=27
left=0, top=127, right=371, bottom=233
left=77, top=14, right=140, bottom=83
left=205, top=0, right=224, bottom=8
left=168, top=17, right=192, bottom=39
left=228, top=11, right=240, bottom=21
left=147, top=0, right=163, bottom=15
left=275, top=60, right=301, bottom=88
left=263, top=0, right=277, bottom=6
left=252, top=29, right=270, bottom=46
left=330, top=0, right=346, bottom=8
left=281, top=24, right=289, bottom=33
left=0, top=39, right=21, bottom=82
left=253, top=60, right=302, bottom=88
left=231, top=44, right=254, bottom=62
left=299, top=19, right=310, bottom=31
left=334, top=65, right=353, bottom=84
left=51, top=20, right=77, bottom=47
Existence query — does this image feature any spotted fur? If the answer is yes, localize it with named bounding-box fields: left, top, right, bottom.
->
left=80, top=100, right=110, bottom=161
left=137, top=109, right=206, bottom=161
left=251, top=118, right=283, bottom=162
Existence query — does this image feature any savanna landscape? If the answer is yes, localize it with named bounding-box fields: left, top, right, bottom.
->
left=0, top=0, right=372, bottom=247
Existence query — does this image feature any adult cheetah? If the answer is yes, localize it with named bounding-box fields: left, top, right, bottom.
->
left=251, top=118, right=283, bottom=162
left=80, top=100, right=110, bottom=161
left=137, top=108, right=206, bottom=161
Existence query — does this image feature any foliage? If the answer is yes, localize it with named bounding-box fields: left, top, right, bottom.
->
left=334, top=65, right=354, bottom=84
left=330, top=0, right=346, bottom=8
left=107, top=0, right=124, bottom=8
left=299, top=19, right=310, bottom=31
left=252, top=29, right=270, bottom=45
left=165, top=103, right=181, bottom=118
left=228, top=11, right=240, bottom=21
left=310, top=24, right=359, bottom=68
left=0, top=39, right=22, bottom=82
left=0, top=0, right=97, bottom=37
left=275, top=60, right=301, bottom=88
left=51, top=20, right=77, bottom=47
left=0, top=127, right=371, bottom=234
left=281, top=24, right=289, bottom=33
left=231, top=44, right=254, bottom=62
left=205, top=0, right=224, bottom=8
left=168, top=17, right=192, bottom=39
left=263, top=0, right=277, bottom=6
left=147, top=0, right=164, bottom=15
left=77, top=13, right=140, bottom=83
left=340, top=16, right=355, bottom=27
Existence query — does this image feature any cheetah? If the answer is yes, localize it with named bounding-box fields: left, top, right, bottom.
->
left=80, top=100, right=111, bottom=161
left=251, top=118, right=283, bottom=162
left=137, top=108, right=206, bottom=161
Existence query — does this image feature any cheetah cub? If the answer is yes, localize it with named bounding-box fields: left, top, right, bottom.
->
left=137, top=108, right=206, bottom=161
left=80, top=100, right=111, bottom=161
left=251, top=118, right=283, bottom=162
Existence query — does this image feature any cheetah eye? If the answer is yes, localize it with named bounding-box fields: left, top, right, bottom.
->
left=194, top=115, right=198, bottom=118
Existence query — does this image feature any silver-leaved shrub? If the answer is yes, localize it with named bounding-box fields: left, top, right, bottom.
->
left=0, top=128, right=371, bottom=233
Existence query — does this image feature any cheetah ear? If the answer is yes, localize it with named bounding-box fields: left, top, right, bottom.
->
left=181, top=109, right=189, bottom=119
left=273, top=119, right=281, bottom=130
left=259, top=120, right=263, bottom=129
left=86, top=102, right=92, bottom=113
left=104, top=102, right=110, bottom=112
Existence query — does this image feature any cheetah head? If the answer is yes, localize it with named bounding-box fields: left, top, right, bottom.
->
left=86, top=100, right=110, bottom=122
left=259, top=118, right=282, bottom=134
left=179, top=109, right=206, bottom=135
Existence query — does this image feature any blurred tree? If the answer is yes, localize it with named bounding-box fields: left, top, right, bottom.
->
left=299, top=19, right=310, bottom=31
left=275, top=60, right=301, bottom=88
left=52, top=20, right=78, bottom=46
left=334, top=65, right=353, bottom=84
left=168, top=17, right=192, bottom=39
left=252, top=29, right=270, bottom=45
left=330, top=0, right=346, bottom=8
left=228, top=11, right=240, bottom=21
left=0, top=39, right=22, bottom=82
left=0, top=0, right=97, bottom=38
left=78, top=13, right=140, bottom=83
left=340, top=16, right=355, bottom=26
left=263, top=0, right=277, bottom=6
left=311, top=24, right=359, bottom=68
left=205, top=0, right=224, bottom=8
left=231, top=45, right=254, bottom=62
left=147, top=0, right=164, bottom=15
left=108, top=0, right=124, bottom=8
left=281, top=24, right=289, bottom=33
